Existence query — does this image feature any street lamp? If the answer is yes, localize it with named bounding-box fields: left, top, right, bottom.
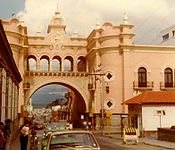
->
left=87, top=72, right=106, bottom=129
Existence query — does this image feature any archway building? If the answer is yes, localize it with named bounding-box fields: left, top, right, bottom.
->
left=2, top=7, right=175, bottom=127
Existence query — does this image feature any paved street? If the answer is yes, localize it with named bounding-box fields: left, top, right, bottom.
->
left=95, top=134, right=171, bottom=150
left=9, top=130, right=175, bottom=150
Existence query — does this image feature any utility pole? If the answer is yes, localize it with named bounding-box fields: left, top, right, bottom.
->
left=87, top=72, right=106, bottom=130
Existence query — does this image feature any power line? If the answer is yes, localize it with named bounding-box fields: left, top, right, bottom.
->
left=136, top=5, right=175, bottom=44
left=136, top=0, right=166, bottom=32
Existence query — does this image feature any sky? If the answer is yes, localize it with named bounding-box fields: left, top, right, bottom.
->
left=32, top=85, right=68, bottom=104
left=1, top=0, right=175, bottom=45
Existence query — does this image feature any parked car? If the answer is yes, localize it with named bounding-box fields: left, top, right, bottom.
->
left=40, top=130, right=100, bottom=150
left=43, top=121, right=72, bottom=137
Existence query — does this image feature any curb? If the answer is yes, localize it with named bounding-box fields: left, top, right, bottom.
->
left=98, top=133, right=175, bottom=149
left=142, top=142, right=173, bottom=149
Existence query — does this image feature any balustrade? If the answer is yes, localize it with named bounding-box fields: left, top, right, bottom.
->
left=133, top=81, right=154, bottom=90
left=25, top=71, right=88, bottom=77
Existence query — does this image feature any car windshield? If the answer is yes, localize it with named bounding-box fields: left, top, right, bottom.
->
left=50, top=133, right=98, bottom=149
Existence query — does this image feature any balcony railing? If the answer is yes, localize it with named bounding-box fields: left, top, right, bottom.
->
left=133, top=81, right=154, bottom=90
left=160, top=81, right=175, bottom=90
left=25, top=71, right=88, bottom=77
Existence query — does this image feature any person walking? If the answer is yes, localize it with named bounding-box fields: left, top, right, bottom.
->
left=19, top=121, right=30, bottom=150
left=4, top=119, right=11, bottom=150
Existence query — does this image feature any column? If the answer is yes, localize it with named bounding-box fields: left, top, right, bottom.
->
left=36, top=59, right=40, bottom=71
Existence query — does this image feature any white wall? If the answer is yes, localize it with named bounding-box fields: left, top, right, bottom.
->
left=142, top=105, right=175, bottom=131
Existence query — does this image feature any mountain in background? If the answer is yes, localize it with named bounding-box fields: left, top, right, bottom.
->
left=32, top=93, right=66, bottom=104
left=31, top=84, right=68, bottom=105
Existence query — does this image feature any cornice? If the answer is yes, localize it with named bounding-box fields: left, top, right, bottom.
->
left=87, top=29, right=97, bottom=41
left=119, top=33, right=135, bottom=38
left=85, top=48, right=97, bottom=59
left=120, top=24, right=134, bottom=29
left=70, top=37, right=86, bottom=41
left=87, top=35, right=119, bottom=50
left=119, top=44, right=175, bottom=51
left=98, top=35, right=119, bottom=43
left=63, top=44, right=86, bottom=49
left=97, top=46, right=120, bottom=54
left=28, top=35, right=45, bottom=40
left=28, top=44, right=86, bottom=50
left=86, top=46, right=120, bottom=59
left=10, top=43, right=28, bottom=49
left=5, top=30, right=27, bottom=38
left=87, top=39, right=96, bottom=50
left=28, top=44, right=51, bottom=47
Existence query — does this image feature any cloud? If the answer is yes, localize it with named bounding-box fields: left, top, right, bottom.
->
left=16, top=0, right=175, bottom=44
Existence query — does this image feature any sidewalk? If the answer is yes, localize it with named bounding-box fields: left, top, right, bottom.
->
left=10, top=133, right=31, bottom=150
left=103, top=133, right=175, bottom=149
left=140, top=137, right=175, bottom=149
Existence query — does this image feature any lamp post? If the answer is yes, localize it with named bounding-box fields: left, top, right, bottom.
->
left=100, top=73, right=105, bottom=129
left=87, top=73, right=106, bottom=130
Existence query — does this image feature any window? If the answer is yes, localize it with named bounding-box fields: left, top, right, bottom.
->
left=27, top=55, right=37, bottom=71
left=28, top=58, right=36, bottom=71
left=164, top=68, right=173, bottom=87
left=51, top=56, right=61, bottom=72
left=138, top=67, right=147, bottom=87
left=40, top=59, right=49, bottom=72
left=64, top=56, right=73, bottom=72
left=172, top=30, right=175, bottom=37
left=51, top=59, right=61, bottom=72
left=77, top=56, right=86, bottom=72
left=162, top=33, right=169, bottom=41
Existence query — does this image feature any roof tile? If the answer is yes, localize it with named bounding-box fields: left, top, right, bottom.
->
left=123, top=91, right=175, bottom=105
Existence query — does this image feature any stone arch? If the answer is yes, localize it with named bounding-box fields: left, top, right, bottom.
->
left=25, top=78, right=88, bottom=128
left=25, top=78, right=88, bottom=111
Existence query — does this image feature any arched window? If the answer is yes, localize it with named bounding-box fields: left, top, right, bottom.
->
left=27, top=55, right=36, bottom=71
left=40, top=55, right=49, bottom=72
left=77, top=56, right=86, bottom=72
left=138, top=67, right=147, bottom=87
left=64, top=56, right=73, bottom=72
left=51, top=56, right=61, bottom=71
left=164, top=68, right=173, bottom=87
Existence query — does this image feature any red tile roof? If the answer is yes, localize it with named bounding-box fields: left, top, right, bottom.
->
left=123, top=91, right=175, bottom=105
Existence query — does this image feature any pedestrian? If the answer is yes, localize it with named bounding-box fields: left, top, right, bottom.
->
left=0, top=122, right=6, bottom=150
left=4, top=119, right=11, bottom=150
left=19, top=121, right=30, bottom=150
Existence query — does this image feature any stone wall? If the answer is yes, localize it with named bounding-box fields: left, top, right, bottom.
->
left=158, top=128, right=175, bottom=142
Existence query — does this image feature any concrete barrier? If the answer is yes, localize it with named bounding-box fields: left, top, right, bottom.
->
left=123, top=127, right=139, bottom=144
